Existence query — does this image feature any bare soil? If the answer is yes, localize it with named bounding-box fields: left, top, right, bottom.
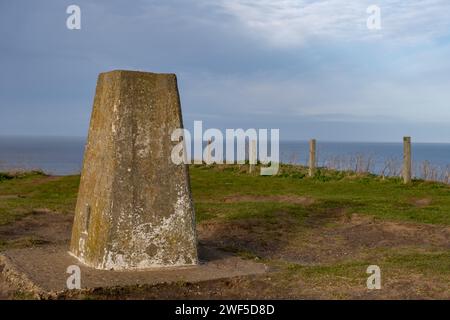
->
left=222, top=194, right=315, bottom=205
left=0, top=208, right=449, bottom=299
left=199, top=210, right=450, bottom=265
left=409, top=197, right=433, bottom=208
left=0, top=210, right=72, bottom=246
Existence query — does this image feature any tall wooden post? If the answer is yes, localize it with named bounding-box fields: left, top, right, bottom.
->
left=249, top=139, right=257, bottom=173
left=403, top=136, right=412, bottom=184
left=309, top=139, right=316, bottom=177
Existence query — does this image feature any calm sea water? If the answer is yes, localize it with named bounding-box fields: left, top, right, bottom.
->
left=0, top=136, right=450, bottom=176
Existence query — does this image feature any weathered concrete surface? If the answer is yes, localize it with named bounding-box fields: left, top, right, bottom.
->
left=70, top=70, right=198, bottom=270
left=0, top=245, right=267, bottom=299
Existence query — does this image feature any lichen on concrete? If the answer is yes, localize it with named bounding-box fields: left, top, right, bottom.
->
left=70, top=70, right=198, bottom=270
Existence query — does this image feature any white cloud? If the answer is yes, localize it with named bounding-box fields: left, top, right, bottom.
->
left=180, top=69, right=450, bottom=124
left=206, top=0, right=450, bottom=47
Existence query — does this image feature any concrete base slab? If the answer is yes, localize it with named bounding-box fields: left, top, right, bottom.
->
left=0, top=245, right=267, bottom=299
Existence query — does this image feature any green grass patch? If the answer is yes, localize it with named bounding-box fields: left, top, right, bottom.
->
left=1, top=164, right=450, bottom=227
left=383, top=251, right=450, bottom=276
left=283, top=250, right=450, bottom=284
left=189, top=165, right=450, bottom=225
left=0, top=172, right=79, bottom=225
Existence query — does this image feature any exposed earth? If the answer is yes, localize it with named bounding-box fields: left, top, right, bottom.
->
left=0, top=165, right=449, bottom=299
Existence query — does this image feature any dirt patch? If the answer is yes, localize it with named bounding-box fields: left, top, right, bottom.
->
left=409, top=197, right=433, bottom=207
left=198, top=214, right=292, bottom=261
left=0, top=210, right=73, bottom=246
left=198, top=207, right=352, bottom=264
left=0, top=207, right=448, bottom=299
left=334, top=214, right=450, bottom=249
left=61, top=274, right=308, bottom=300
left=2, top=209, right=448, bottom=267
left=279, top=215, right=450, bottom=264
left=222, top=194, right=315, bottom=206
left=0, top=274, right=15, bottom=299
left=198, top=211, right=450, bottom=266
left=0, top=195, right=22, bottom=200
left=304, top=207, right=349, bottom=228
left=24, top=175, right=61, bottom=185
left=279, top=214, right=450, bottom=264
left=59, top=267, right=450, bottom=300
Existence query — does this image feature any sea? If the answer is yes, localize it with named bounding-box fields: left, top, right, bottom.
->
left=0, top=136, right=449, bottom=178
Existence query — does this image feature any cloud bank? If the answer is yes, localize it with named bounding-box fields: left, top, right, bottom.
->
left=1, top=0, right=450, bottom=142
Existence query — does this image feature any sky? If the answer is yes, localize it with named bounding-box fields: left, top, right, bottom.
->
left=1, top=0, right=450, bottom=142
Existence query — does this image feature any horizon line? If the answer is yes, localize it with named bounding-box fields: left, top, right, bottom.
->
left=1, top=134, right=450, bottom=145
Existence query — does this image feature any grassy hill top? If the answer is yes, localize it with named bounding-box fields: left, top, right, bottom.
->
left=0, top=164, right=449, bottom=299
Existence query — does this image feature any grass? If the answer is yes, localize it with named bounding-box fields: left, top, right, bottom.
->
left=0, top=163, right=449, bottom=226
left=0, top=171, right=79, bottom=225
left=0, top=237, right=50, bottom=251
left=197, top=201, right=309, bottom=222
left=285, top=250, right=450, bottom=278
left=383, top=250, right=450, bottom=275
left=0, top=164, right=449, bottom=299
left=190, top=164, right=450, bottom=225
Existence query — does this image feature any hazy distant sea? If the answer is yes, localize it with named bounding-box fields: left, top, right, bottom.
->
left=1, top=136, right=450, bottom=177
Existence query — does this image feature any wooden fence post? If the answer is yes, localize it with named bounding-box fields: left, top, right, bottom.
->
left=309, top=139, right=316, bottom=177
left=403, top=136, right=412, bottom=184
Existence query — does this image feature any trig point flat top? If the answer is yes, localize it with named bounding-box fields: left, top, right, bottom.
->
left=70, top=70, right=198, bottom=270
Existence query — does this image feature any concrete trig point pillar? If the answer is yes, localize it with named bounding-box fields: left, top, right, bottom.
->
left=308, top=139, right=316, bottom=177
left=70, top=70, right=198, bottom=270
left=403, top=136, right=412, bottom=184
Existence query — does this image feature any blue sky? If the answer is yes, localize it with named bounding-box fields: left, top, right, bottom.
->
left=1, top=0, right=450, bottom=142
